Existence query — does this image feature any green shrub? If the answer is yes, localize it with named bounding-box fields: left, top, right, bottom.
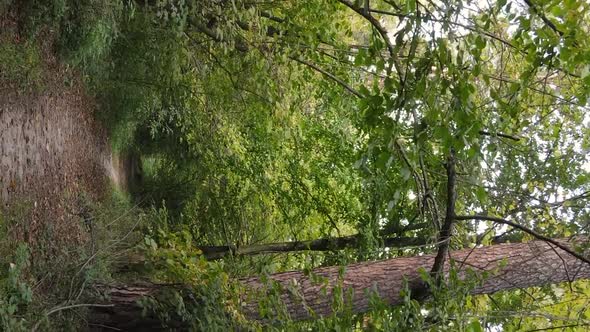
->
left=0, top=245, right=33, bottom=332
left=20, top=0, right=125, bottom=76
left=56, top=0, right=124, bottom=77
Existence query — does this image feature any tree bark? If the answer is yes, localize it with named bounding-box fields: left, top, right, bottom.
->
left=89, top=239, right=590, bottom=329
left=88, top=283, right=167, bottom=331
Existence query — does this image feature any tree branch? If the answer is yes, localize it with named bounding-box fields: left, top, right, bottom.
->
left=478, top=130, right=521, bottom=141
left=369, top=8, right=519, bottom=51
left=337, top=0, right=395, bottom=59
left=337, top=0, right=402, bottom=77
left=522, top=0, right=564, bottom=37
left=455, top=215, right=590, bottom=265
left=33, top=303, right=115, bottom=332
left=289, top=57, right=363, bottom=98
left=431, top=149, right=457, bottom=282
left=200, top=235, right=425, bottom=259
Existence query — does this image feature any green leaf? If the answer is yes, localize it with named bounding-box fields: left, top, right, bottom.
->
left=466, top=320, right=483, bottom=332
left=475, top=36, right=486, bottom=50
left=359, top=85, right=371, bottom=97
left=476, top=187, right=488, bottom=203
left=406, top=0, right=416, bottom=13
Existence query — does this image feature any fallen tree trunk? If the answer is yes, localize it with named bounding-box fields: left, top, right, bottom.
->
left=89, top=239, right=590, bottom=329
left=199, top=222, right=432, bottom=259
left=199, top=235, right=424, bottom=259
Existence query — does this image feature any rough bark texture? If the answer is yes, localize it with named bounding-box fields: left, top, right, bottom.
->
left=89, top=239, right=590, bottom=329
left=240, top=239, right=590, bottom=320
left=88, top=283, right=167, bottom=331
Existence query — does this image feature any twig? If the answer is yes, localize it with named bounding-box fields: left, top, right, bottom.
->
left=106, top=198, right=144, bottom=227
left=189, top=18, right=249, bottom=52
left=394, top=139, right=426, bottom=218
left=32, top=304, right=115, bottom=332
left=290, top=57, right=363, bottom=98
left=411, top=109, right=441, bottom=229
left=478, top=130, right=521, bottom=141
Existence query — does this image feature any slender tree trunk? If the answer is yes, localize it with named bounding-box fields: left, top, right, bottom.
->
left=199, top=222, right=431, bottom=259
left=115, top=234, right=425, bottom=273
left=200, top=235, right=424, bottom=259
left=90, top=239, right=590, bottom=329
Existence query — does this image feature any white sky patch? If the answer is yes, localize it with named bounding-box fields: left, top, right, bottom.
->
left=476, top=220, right=508, bottom=237
left=379, top=216, right=388, bottom=227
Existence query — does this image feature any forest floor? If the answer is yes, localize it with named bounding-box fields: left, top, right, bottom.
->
left=0, top=12, right=130, bottom=259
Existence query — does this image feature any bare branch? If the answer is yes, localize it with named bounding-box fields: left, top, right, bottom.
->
left=478, top=130, right=521, bottom=141
left=289, top=57, right=363, bottom=98
left=455, top=215, right=590, bottom=265
left=33, top=304, right=115, bottom=332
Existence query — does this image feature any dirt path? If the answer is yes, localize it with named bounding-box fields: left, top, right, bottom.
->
left=0, top=86, right=112, bottom=200
left=0, top=87, right=118, bottom=244
left=0, top=15, right=123, bottom=248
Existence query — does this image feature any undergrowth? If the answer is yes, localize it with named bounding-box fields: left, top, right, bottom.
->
left=0, top=190, right=148, bottom=331
left=0, top=37, right=43, bottom=90
left=20, top=0, right=123, bottom=74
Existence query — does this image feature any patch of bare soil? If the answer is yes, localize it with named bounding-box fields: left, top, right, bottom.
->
left=0, top=14, right=115, bottom=253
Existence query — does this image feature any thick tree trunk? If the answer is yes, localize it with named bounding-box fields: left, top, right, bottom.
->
left=90, top=239, right=590, bottom=329
left=240, top=239, right=590, bottom=320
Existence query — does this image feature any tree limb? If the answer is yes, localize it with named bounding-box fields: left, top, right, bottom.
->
left=455, top=215, right=590, bottom=265
left=337, top=0, right=395, bottom=58
left=370, top=8, right=519, bottom=51
left=431, top=149, right=457, bottom=282
left=200, top=235, right=425, bottom=260
left=33, top=304, right=115, bottom=332
left=337, top=0, right=402, bottom=76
